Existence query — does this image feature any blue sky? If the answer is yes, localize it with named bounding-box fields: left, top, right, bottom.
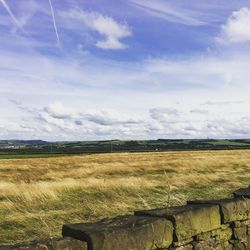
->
left=1, top=0, right=250, bottom=140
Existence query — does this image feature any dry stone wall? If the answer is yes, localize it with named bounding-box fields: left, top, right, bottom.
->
left=1, top=186, right=250, bottom=250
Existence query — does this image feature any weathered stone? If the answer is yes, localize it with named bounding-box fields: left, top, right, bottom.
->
left=212, top=227, right=233, bottom=241
left=172, top=238, right=193, bottom=247
left=195, top=226, right=232, bottom=242
left=63, top=215, right=173, bottom=250
left=232, top=221, right=243, bottom=228
left=233, top=188, right=250, bottom=199
left=233, top=226, right=247, bottom=240
left=215, top=227, right=232, bottom=241
left=225, top=243, right=234, bottom=250
left=193, top=238, right=230, bottom=250
left=193, top=238, right=216, bottom=250
left=170, top=244, right=193, bottom=250
left=233, top=219, right=250, bottom=228
left=135, top=204, right=220, bottom=241
left=188, top=198, right=250, bottom=223
left=221, top=224, right=230, bottom=230
left=195, top=231, right=212, bottom=241
left=0, top=238, right=87, bottom=250
left=51, top=237, right=87, bottom=250
left=242, top=220, right=250, bottom=226
left=33, top=244, right=48, bottom=250
left=214, top=240, right=231, bottom=250
left=229, top=240, right=248, bottom=250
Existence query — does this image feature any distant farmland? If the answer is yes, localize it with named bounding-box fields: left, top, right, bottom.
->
left=1, top=139, right=250, bottom=158
left=1, top=150, right=250, bottom=244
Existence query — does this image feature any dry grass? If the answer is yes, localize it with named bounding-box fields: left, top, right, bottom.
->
left=0, top=150, right=250, bottom=244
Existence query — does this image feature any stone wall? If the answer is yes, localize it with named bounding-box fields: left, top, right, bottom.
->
left=1, top=186, right=250, bottom=250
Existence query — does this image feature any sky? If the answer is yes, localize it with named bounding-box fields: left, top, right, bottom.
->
left=1, top=0, right=250, bottom=141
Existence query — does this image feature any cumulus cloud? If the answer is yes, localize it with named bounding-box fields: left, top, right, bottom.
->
left=0, top=117, right=47, bottom=140
left=84, top=110, right=142, bottom=125
left=150, top=108, right=181, bottom=122
left=28, top=102, right=145, bottom=138
left=7, top=77, right=250, bottom=139
left=218, top=8, right=250, bottom=44
left=60, top=8, right=132, bottom=49
left=44, top=102, right=77, bottom=119
left=6, top=99, right=250, bottom=140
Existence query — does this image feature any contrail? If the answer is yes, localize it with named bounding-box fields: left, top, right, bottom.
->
left=48, top=0, right=61, bottom=46
left=0, top=0, right=26, bottom=34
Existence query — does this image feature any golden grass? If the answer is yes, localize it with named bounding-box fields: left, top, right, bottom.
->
left=0, top=150, right=250, bottom=244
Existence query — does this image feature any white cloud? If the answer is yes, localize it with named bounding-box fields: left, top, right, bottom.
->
left=84, top=109, right=142, bottom=125
left=5, top=97, right=250, bottom=140
left=150, top=108, right=181, bottom=123
left=44, top=102, right=78, bottom=119
left=218, top=7, right=250, bottom=44
left=19, top=102, right=145, bottom=139
left=41, top=103, right=142, bottom=127
left=60, top=8, right=132, bottom=49
left=1, top=29, right=250, bottom=140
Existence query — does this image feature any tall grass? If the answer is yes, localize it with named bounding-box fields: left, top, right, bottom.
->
left=0, top=150, right=250, bottom=244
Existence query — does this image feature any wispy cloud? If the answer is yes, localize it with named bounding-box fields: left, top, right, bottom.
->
left=48, top=0, right=60, bottom=45
left=0, top=0, right=27, bottom=34
left=129, top=0, right=206, bottom=26
left=201, top=100, right=244, bottom=106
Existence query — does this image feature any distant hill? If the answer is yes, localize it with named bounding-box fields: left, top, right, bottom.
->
left=0, top=140, right=49, bottom=146
left=1, top=139, right=250, bottom=156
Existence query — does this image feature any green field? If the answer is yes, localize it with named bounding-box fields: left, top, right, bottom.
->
left=1, top=139, right=250, bottom=157
left=0, top=153, right=71, bottom=159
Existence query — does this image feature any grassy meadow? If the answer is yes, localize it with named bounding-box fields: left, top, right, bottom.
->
left=0, top=150, right=250, bottom=244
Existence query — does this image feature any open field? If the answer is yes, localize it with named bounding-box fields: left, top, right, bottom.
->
left=1, top=150, right=250, bottom=245
left=2, top=139, right=250, bottom=155
left=0, top=154, right=70, bottom=159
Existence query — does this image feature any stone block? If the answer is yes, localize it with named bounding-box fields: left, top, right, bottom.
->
left=135, top=204, right=221, bottom=241
left=233, top=188, right=250, bottom=199
left=193, top=238, right=216, bottom=250
left=193, top=238, right=230, bottom=250
left=233, top=226, right=247, bottom=240
left=172, top=238, right=193, bottom=247
left=195, top=226, right=232, bottom=242
left=188, top=198, right=250, bottom=223
left=170, top=244, right=193, bottom=250
left=0, top=238, right=87, bottom=250
left=195, top=231, right=212, bottom=241
left=63, top=215, right=173, bottom=250
left=229, top=240, right=248, bottom=250
left=215, top=227, right=232, bottom=241
left=51, top=237, right=87, bottom=250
